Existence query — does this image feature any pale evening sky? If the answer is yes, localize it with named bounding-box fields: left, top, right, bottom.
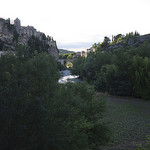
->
left=1, top=0, right=150, bottom=51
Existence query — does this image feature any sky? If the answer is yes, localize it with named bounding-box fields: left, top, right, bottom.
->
left=1, top=0, right=150, bottom=52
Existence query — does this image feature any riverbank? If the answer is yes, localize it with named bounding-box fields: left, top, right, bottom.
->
left=58, top=71, right=150, bottom=149
left=101, top=95, right=150, bottom=150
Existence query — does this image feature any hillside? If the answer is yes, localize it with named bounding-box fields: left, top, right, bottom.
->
left=93, top=32, right=150, bottom=52
left=59, top=49, right=74, bottom=54
left=0, top=18, right=59, bottom=59
left=72, top=31, right=150, bottom=99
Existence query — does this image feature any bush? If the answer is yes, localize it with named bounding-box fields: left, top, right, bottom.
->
left=53, top=82, right=111, bottom=150
left=136, top=135, right=150, bottom=150
left=0, top=53, right=59, bottom=149
left=0, top=52, right=110, bottom=150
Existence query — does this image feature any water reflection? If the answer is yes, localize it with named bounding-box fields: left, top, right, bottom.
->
left=58, top=70, right=80, bottom=83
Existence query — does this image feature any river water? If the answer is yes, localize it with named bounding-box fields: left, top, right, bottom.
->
left=58, top=70, right=81, bottom=83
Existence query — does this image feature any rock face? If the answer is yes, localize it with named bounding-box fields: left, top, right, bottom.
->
left=0, top=18, right=59, bottom=59
left=97, top=34, right=150, bottom=52
left=0, top=18, right=14, bottom=47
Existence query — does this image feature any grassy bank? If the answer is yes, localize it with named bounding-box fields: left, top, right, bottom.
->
left=101, top=96, right=150, bottom=150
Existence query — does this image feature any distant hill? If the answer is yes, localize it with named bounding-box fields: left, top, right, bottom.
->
left=59, top=49, right=74, bottom=54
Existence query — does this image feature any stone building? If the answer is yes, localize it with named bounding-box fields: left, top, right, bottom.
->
left=14, top=18, right=42, bottom=39
left=85, top=47, right=95, bottom=57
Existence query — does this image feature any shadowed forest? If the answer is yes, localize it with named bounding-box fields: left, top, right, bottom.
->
left=0, top=32, right=150, bottom=150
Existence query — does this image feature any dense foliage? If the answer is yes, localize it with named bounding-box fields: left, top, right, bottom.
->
left=72, top=36, right=150, bottom=100
left=59, top=52, right=75, bottom=59
left=59, top=49, right=74, bottom=55
left=92, top=31, right=140, bottom=52
left=136, top=135, right=150, bottom=150
left=0, top=46, right=110, bottom=149
left=28, top=35, right=50, bottom=54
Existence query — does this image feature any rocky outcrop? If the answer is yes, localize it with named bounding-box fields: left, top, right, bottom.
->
left=98, top=34, right=150, bottom=52
left=0, top=18, right=59, bottom=59
left=0, top=18, right=14, bottom=47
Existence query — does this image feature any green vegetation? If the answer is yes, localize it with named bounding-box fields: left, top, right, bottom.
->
left=93, top=31, right=140, bottom=51
left=66, top=61, right=73, bottom=68
left=101, top=96, right=150, bottom=150
left=72, top=33, right=150, bottom=100
left=136, top=135, right=150, bottom=150
left=59, top=52, right=75, bottom=59
left=0, top=44, right=110, bottom=149
left=57, top=61, right=66, bottom=71
left=28, top=35, right=50, bottom=54
left=59, top=49, right=74, bottom=54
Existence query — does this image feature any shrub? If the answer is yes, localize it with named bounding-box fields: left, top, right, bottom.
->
left=136, top=135, right=150, bottom=150
left=0, top=52, right=110, bottom=150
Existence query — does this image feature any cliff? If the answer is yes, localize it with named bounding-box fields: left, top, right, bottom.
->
left=94, top=33, right=150, bottom=52
left=0, top=18, right=59, bottom=59
left=109, top=34, right=150, bottom=50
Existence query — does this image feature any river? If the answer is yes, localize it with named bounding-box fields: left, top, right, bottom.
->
left=58, top=70, right=81, bottom=83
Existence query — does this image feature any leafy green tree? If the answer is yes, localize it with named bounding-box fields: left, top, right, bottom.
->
left=71, top=56, right=85, bottom=78
left=128, top=55, right=150, bottom=99
left=94, top=64, right=118, bottom=94
left=28, top=36, right=49, bottom=54
left=94, top=51, right=111, bottom=71
left=52, top=82, right=110, bottom=150
left=92, top=43, right=97, bottom=48
left=101, top=36, right=111, bottom=49
left=0, top=52, right=59, bottom=149
left=67, top=53, right=73, bottom=59
left=0, top=50, right=110, bottom=149
left=113, top=34, right=123, bottom=43
left=82, top=53, right=96, bottom=82
left=72, top=32, right=150, bottom=99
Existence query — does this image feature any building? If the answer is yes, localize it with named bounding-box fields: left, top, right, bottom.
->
left=85, top=47, right=95, bottom=57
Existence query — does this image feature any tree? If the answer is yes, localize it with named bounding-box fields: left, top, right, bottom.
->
left=71, top=56, right=85, bottom=78
left=0, top=51, right=110, bottom=149
left=103, top=36, right=111, bottom=44
left=0, top=52, right=59, bottom=149
left=92, top=43, right=97, bottom=48
left=113, top=34, right=122, bottom=43
left=128, top=55, right=150, bottom=99
left=52, top=82, right=110, bottom=150
left=100, top=36, right=111, bottom=49
left=67, top=53, right=73, bottom=59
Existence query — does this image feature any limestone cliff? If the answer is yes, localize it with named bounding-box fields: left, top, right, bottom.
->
left=108, top=34, right=150, bottom=50
left=0, top=18, right=59, bottom=59
left=94, top=33, right=150, bottom=52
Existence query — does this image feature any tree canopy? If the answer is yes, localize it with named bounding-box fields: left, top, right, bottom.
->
left=0, top=45, right=110, bottom=149
left=72, top=38, right=150, bottom=100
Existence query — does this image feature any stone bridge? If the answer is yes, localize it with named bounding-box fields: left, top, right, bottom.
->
left=58, top=58, right=75, bottom=66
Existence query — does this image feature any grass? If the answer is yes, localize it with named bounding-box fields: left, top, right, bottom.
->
left=101, top=96, right=150, bottom=150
